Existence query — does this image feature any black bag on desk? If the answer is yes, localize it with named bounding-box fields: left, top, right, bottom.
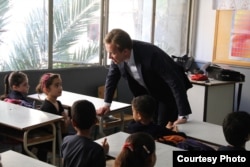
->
left=206, top=64, right=245, bottom=82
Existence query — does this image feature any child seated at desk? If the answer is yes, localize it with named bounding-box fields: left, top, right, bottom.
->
left=218, top=111, right=250, bottom=151
left=61, top=100, right=109, bottom=167
left=114, top=132, right=156, bottom=167
left=36, top=73, right=71, bottom=133
left=0, top=71, right=34, bottom=108
left=35, top=73, right=71, bottom=161
left=127, top=95, right=186, bottom=146
left=0, top=71, right=34, bottom=156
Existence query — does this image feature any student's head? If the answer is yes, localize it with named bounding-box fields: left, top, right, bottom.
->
left=114, top=132, right=156, bottom=167
left=36, top=73, right=62, bottom=96
left=71, top=100, right=97, bottom=130
left=104, top=29, right=132, bottom=64
left=3, top=71, right=29, bottom=96
left=131, top=95, right=157, bottom=123
left=222, top=111, right=250, bottom=147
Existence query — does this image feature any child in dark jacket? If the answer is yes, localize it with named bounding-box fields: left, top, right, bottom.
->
left=35, top=73, right=71, bottom=162
left=127, top=95, right=186, bottom=145
left=1, top=71, right=34, bottom=108
left=61, top=100, right=109, bottom=167
left=218, top=111, right=250, bottom=151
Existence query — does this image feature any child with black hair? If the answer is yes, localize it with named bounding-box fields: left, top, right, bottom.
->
left=61, top=100, right=109, bottom=167
left=36, top=73, right=67, bottom=115
left=1, top=71, right=34, bottom=108
left=127, top=95, right=186, bottom=144
left=36, top=73, right=71, bottom=133
left=0, top=71, right=34, bottom=156
left=35, top=73, right=71, bottom=162
left=218, top=111, right=250, bottom=151
left=114, top=132, right=156, bottom=167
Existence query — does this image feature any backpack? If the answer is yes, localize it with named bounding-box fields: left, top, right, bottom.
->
left=177, top=138, right=215, bottom=151
left=206, top=64, right=245, bottom=82
left=172, top=54, right=194, bottom=72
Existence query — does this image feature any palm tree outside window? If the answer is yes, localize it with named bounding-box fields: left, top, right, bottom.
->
left=0, top=0, right=194, bottom=71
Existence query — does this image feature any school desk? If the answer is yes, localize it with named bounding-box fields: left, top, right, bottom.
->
left=28, top=90, right=131, bottom=136
left=95, top=131, right=184, bottom=167
left=177, top=120, right=250, bottom=150
left=0, top=101, right=63, bottom=165
left=0, top=150, right=55, bottom=167
left=187, top=80, right=238, bottom=125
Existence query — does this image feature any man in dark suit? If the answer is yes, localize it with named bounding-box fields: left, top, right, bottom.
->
left=97, top=29, right=192, bottom=128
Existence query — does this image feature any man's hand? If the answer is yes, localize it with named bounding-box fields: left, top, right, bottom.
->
left=96, top=105, right=110, bottom=115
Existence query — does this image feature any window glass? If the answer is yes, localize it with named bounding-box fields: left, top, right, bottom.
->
left=155, top=0, right=189, bottom=57
left=0, top=0, right=47, bottom=71
left=52, top=0, right=101, bottom=68
left=0, top=0, right=191, bottom=71
left=108, top=0, right=152, bottom=41
left=106, top=0, right=152, bottom=64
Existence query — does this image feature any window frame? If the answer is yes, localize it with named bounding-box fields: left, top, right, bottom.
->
left=0, top=0, right=196, bottom=71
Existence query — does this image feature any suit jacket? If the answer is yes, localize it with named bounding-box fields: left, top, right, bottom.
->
left=104, top=40, right=192, bottom=116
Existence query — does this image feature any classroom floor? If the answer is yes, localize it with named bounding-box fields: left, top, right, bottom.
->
left=106, top=159, right=115, bottom=167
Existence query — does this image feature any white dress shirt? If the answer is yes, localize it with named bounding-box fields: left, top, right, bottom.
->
left=125, top=50, right=147, bottom=89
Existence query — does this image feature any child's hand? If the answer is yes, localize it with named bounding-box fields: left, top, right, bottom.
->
left=62, top=111, right=71, bottom=125
left=172, top=125, right=179, bottom=132
left=102, top=138, right=109, bottom=154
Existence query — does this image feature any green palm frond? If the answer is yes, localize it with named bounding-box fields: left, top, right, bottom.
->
left=0, top=0, right=10, bottom=27
left=0, top=0, right=11, bottom=44
left=5, top=4, right=46, bottom=70
left=53, top=0, right=100, bottom=60
left=2, top=0, right=100, bottom=70
left=72, top=42, right=99, bottom=62
left=6, top=31, right=44, bottom=70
